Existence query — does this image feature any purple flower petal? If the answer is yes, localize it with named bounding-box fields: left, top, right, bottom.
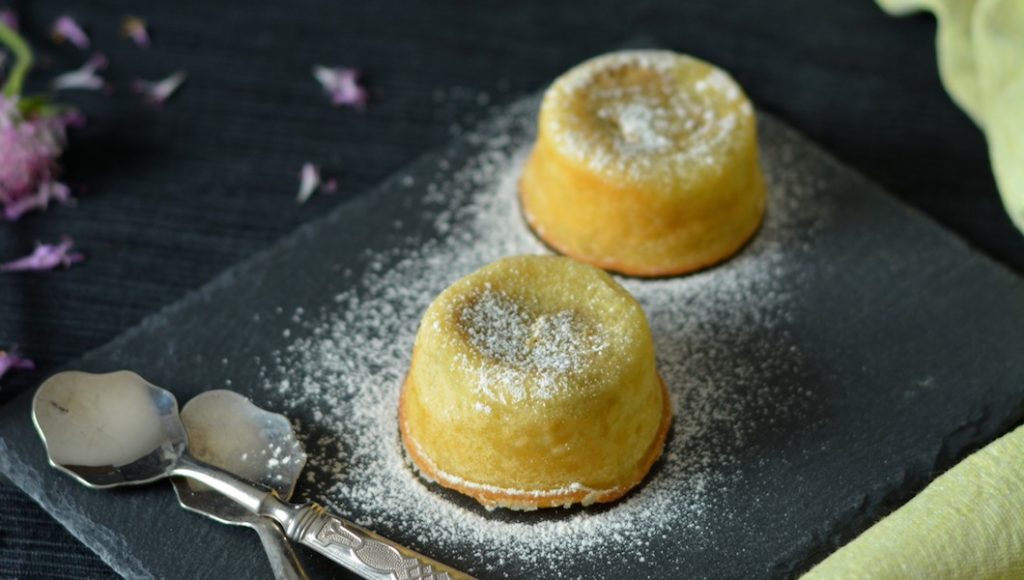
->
left=0, top=9, right=19, bottom=31
left=132, top=71, right=186, bottom=107
left=297, top=162, right=321, bottom=204
left=3, top=181, right=72, bottom=221
left=51, top=53, right=108, bottom=91
left=51, top=16, right=90, bottom=50
left=0, top=349, right=34, bottom=383
left=312, top=65, right=368, bottom=109
left=121, top=16, right=150, bottom=48
left=0, top=237, right=84, bottom=273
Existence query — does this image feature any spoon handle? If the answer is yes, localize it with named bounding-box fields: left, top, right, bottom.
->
left=286, top=502, right=473, bottom=580
left=254, top=520, right=309, bottom=580
left=173, top=456, right=471, bottom=578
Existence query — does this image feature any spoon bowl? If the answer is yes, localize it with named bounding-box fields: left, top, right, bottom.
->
left=32, top=370, right=187, bottom=488
left=173, top=389, right=306, bottom=523
left=173, top=390, right=308, bottom=580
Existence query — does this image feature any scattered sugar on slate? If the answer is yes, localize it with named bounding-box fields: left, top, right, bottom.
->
left=257, top=95, right=828, bottom=576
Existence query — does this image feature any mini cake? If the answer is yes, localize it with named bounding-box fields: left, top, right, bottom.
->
left=520, top=50, right=766, bottom=277
left=399, top=255, right=671, bottom=510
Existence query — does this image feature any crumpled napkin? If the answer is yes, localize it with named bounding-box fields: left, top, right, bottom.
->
left=878, top=0, right=1024, bottom=235
left=803, top=423, right=1024, bottom=578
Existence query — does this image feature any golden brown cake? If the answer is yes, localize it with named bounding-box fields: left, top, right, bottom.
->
left=519, top=50, right=766, bottom=277
left=399, top=255, right=671, bottom=510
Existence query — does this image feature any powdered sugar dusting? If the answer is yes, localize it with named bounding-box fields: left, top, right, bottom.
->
left=257, top=95, right=828, bottom=576
left=546, top=50, right=750, bottom=183
left=457, top=288, right=608, bottom=403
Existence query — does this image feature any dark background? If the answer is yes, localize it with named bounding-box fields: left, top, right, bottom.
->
left=1, top=0, right=1020, bottom=577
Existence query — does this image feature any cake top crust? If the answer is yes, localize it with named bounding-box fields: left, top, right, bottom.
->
left=542, top=50, right=755, bottom=187
left=457, top=287, right=608, bottom=402
left=419, top=255, right=654, bottom=405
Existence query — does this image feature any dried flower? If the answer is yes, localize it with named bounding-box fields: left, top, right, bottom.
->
left=0, top=9, right=18, bottom=31
left=121, top=15, right=150, bottom=48
left=51, top=52, right=107, bottom=91
left=0, top=237, right=84, bottom=272
left=51, top=15, right=89, bottom=50
left=312, top=65, right=368, bottom=108
left=0, top=349, right=34, bottom=383
left=132, top=71, right=186, bottom=107
left=0, top=98, right=76, bottom=221
left=1, top=19, right=76, bottom=220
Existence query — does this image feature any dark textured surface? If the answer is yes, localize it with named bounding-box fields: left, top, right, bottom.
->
left=0, top=483, right=114, bottom=579
left=0, top=0, right=1022, bottom=578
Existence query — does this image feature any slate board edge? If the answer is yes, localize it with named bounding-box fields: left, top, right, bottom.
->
left=0, top=438, right=153, bottom=580
left=781, top=392, right=1024, bottom=577
left=1, top=96, right=1022, bottom=579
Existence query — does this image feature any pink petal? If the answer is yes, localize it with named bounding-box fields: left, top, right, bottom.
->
left=51, top=53, right=108, bottom=91
left=0, top=349, right=34, bottom=382
left=312, top=65, right=368, bottom=109
left=121, top=16, right=150, bottom=48
left=297, top=162, right=320, bottom=204
left=3, top=182, right=72, bottom=221
left=132, top=71, right=186, bottom=107
left=52, top=16, right=90, bottom=50
left=0, top=237, right=83, bottom=272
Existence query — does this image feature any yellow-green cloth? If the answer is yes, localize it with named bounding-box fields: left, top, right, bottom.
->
left=878, top=0, right=1024, bottom=235
left=802, top=423, right=1024, bottom=579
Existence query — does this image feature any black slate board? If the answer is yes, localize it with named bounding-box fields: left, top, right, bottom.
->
left=2, top=89, right=1024, bottom=580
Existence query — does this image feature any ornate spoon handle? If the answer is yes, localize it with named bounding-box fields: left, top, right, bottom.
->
left=286, top=503, right=473, bottom=580
left=173, top=456, right=470, bottom=579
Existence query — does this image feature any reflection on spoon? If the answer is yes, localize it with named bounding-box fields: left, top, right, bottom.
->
left=174, top=390, right=308, bottom=580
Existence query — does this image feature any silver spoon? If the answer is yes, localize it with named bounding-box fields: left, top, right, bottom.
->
left=173, top=390, right=308, bottom=580
left=32, top=371, right=472, bottom=580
